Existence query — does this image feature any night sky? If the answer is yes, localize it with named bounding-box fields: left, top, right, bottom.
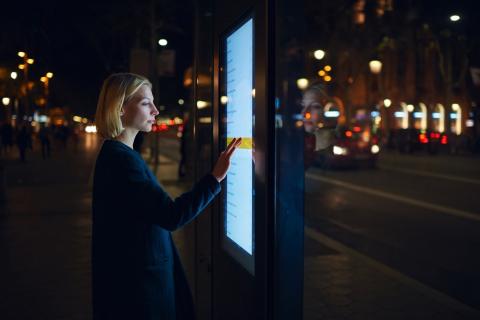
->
left=1, top=0, right=479, bottom=119
left=0, top=0, right=194, bottom=118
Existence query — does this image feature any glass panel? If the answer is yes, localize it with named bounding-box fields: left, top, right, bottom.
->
left=275, top=0, right=480, bottom=319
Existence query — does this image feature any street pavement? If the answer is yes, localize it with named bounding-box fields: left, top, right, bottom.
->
left=1, top=132, right=479, bottom=319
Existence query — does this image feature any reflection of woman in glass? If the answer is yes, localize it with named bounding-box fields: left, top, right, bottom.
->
left=301, top=82, right=336, bottom=168
left=92, top=73, right=241, bottom=320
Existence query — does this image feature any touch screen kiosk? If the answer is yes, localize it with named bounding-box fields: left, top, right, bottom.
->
left=220, top=16, right=255, bottom=275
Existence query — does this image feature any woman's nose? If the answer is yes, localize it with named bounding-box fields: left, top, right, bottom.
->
left=152, top=105, right=159, bottom=116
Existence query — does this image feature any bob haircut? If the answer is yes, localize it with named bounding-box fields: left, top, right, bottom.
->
left=95, top=73, right=152, bottom=139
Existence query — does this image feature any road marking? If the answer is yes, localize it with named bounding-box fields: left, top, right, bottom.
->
left=379, top=164, right=480, bottom=185
left=305, top=226, right=480, bottom=317
left=306, top=172, right=480, bottom=222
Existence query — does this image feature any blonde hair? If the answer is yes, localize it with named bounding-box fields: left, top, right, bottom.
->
left=95, top=73, right=152, bottom=139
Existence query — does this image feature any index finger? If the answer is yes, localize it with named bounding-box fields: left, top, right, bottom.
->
left=226, top=138, right=242, bottom=158
left=225, top=137, right=238, bottom=153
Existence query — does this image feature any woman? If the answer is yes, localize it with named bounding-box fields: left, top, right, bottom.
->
left=91, top=73, right=241, bottom=320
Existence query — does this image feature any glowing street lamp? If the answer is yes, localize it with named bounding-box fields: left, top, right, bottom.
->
left=18, top=51, right=26, bottom=58
left=2, top=97, right=11, bottom=106
left=158, top=39, right=168, bottom=46
left=450, top=15, right=460, bottom=22
left=46, top=72, right=53, bottom=78
left=314, top=49, right=325, bottom=60
left=10, top=72, right=18, bottom=79
left=369, top=60, right=382, bottom=74
left=383, top=98, right=391, bottom=108
left=296, top=78, right=309, bottom=90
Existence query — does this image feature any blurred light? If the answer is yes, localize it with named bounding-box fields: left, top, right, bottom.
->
left=40, top=76, right=47, bottom=83
left=10, top=72, right=18, bottom=79
left=220, top=96, right=228, bottom=105
left=333, top=145, right=348, bottom=156
left=383, top=98, right=391, bottom=108
left=324, top=65, right=332, bottom=72
left=173, top=117, right=183, bottom=125
left=199, top=117, right=212, bottom=124
left=432, top=112, right=440, bottom=119
left=82, top=118, right=88, bottom=124
left=27, top=58, right=34, bottom=64
left=452, top=103, right=460, bottom=111
left=318, top=70, right=326, bottom=77
left=31, top=121, right=37, bottom=127
left=314, top=50, right=325, bottom=60
left=178, top=99, right=184, bottom=105
left=371, top=111, right=380, bottom=117
left=325, top=110, right=339, bottom=118
left=450, top=15, right=460, bottom=22
left=371, top=145, right=380, bottom=154
left=18, top=64, right=25, bottom=70
left=407, top=104, right=414, bottom=112
left=394, top=112, right=405, bottom=118
left=353, top=126, right=361, bottom=132
left=18, top=51, right=26, bottom=58
left=39, top=115, right=48, bottom=123
left=196, top=100, right=209, bottom=109
left=450, top=113, right=457, bottom=119
left=324, top=75, right=332, bottom=82
left=73, top=116, right=82, bottom=123
left=295, top=120, right=304, bottom=128
left=296, top=78, right=309, bottom=90
left=369, top=60, right=382, bottom=74
left=345, top=130, right=352, bottom=138
left=85, top=125, right=97, bottom=133
left=441, top=135, right=448, bottom=145
left=466, top=119, right=474, bottom=127
left=304, top=112, right=311, bottom=120
left=418, top=133, right=429, bottom=144
left=158, top=39, right=168, bottom=46
left=2, top=97, right=11, bottom=106
left=46, top=72, right=53, bottom=78
left=413, top=112, right=423, bottom=118
left=252, top=89, right=256, bottom=97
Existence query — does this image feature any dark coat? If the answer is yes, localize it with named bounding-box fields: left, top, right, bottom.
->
left=92, top=139, right=221, bottom=320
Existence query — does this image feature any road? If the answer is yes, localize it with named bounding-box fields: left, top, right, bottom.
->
left=304, top=151, right=480, bottom=317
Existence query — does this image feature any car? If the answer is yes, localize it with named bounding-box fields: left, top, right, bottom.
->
left=313, top=125, right=380, bottom=169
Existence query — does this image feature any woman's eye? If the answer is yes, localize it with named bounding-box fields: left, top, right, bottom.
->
left=142, top=102, right=149, bottom=106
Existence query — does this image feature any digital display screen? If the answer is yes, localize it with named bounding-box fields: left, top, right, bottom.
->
left=223, top=18, right=254, bottom=256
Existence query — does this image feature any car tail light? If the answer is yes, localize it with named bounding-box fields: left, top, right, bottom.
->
left=345, top=130, right=352, bottom=138
left=441, top=135, right=448, bottom=145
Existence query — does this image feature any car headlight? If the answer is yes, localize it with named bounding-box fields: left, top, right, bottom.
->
left=333, top=145, right=348, bottom=155
left=371, top=144, right=380, bottom=154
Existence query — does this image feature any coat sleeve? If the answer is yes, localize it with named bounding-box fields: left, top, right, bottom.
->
left=118, top=153, right=221, bottom=231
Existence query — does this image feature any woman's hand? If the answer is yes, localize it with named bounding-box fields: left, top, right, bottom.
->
left=211, top=138, right=242, bottom=182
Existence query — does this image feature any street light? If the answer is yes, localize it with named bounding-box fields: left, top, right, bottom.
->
left=450, top=15, right=460, bottom=22
left=10, top=72, right=18, bottom=80
left=18, top=51, right=26, bottom=58
left=158, top=39, right=168, bottom=46
left=369, top=60, right=382, bottom=74
left=27, top=58, right=34, bottom=65
left=314, top=49, right=325, bottom=60
left=383, top=98, right=391, bottom=108
left=296, top=78, right=309, bottom=90
left=46, top=72, right=53, bottom=78
left=2, top=97, right=10, bottom=106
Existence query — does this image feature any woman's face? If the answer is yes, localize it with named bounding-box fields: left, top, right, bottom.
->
left=122, top=85, right=158, bottom=132
left=301, top=91, right=324, bottom=133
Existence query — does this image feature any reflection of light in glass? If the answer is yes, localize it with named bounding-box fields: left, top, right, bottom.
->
left=325, top=111, right=340, bottom=118
left=407, top=104, right=414, bottom=112
left=413, top=112, right=423, bottom=119
left=383, top=98, right=391, bottom=108
left=158, top=39, right=168, bottom=46
left=466, top=120, right=474, bottom=127
left=450, top=113, right=457, bottom=119
left=371, top=145, right=380, bottom=154
left=324, top=65, right=332, bottom=72
left=314, top=50, right=325, bottom=60
left=296, top=78, right=309, bottom=90
left=196, top=100, right=209, bottom=109
left=220, top=96, right=228, bottom=105
left=318, top=70, right=326, bottom=77
left=2, top=97, right=11, bottom=106
left=432, top=112, right=440, bottom=119
left=178, top=99, right=184, bottom=105
left=452, top=103, right=460, bottom=111
left=394, top=112, right=404, bottom=118
left=333, top=145, right=348, bottom=155
left=371, top=111, right=380, bottom=117
left=369, top=60, right=382, bottom=74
